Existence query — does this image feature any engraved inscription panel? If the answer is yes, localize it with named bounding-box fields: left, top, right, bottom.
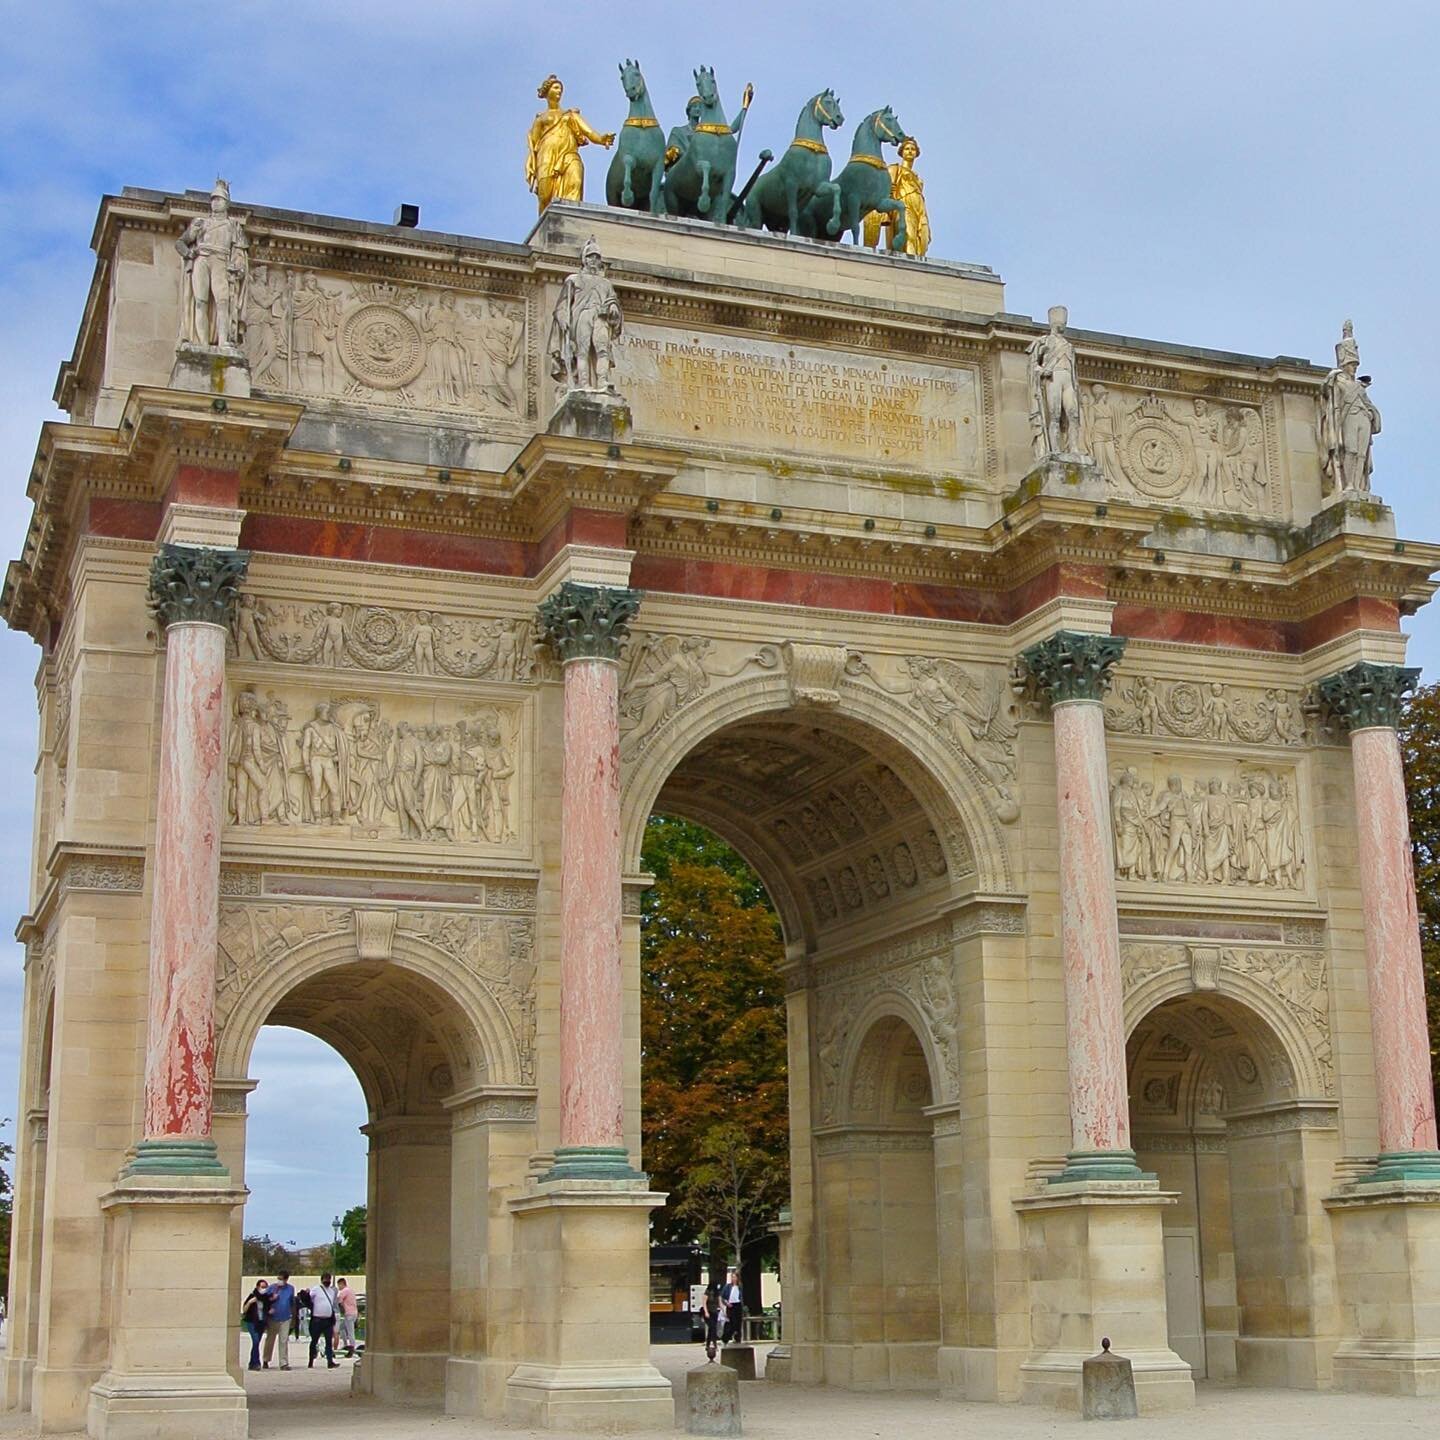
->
left=616, top=327, right=981, bottom=472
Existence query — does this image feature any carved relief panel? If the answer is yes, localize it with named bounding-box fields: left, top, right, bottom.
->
left=243, top=267, right=527, bottom=420
left=1109, top=753, right=1307, bottom=893
left=1106, top=675, right=1309, bottom=747
left=1084, top=380, right=1278, bottom=517
left=224, top=680, right=526, bottom=853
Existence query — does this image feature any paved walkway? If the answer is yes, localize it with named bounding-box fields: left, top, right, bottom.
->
left=4, top=1345, right=1440, bottom=1437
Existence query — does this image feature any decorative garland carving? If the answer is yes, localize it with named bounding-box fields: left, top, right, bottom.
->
left=1106, top=676, right=1308, bottom=746
left=232, top=596, right=539, bottom=682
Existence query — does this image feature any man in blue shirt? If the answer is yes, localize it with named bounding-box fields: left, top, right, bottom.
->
left=263, top=1271, right=295, bottom=1370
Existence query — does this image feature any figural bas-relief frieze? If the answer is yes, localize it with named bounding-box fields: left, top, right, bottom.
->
left=1105, top=675, right=1309, bottom=746
left=244, top=267, right=525, bottom=419
left=1110, top=757, right=1306, bottom=892
left=233, top=595, right=539, bottom=681
left=226, top=685, right=520, bottom=849
left=614, top=326, right=981, bottom=474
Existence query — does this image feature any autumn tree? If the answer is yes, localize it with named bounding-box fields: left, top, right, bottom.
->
left=641, top=815, right=788, bottom=1251
left=1400, top=681, right=1440, bottom=1116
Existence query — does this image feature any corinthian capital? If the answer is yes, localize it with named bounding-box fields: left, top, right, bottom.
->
left=1018, top=630, right=1127, bottom=705
left=1317, top=661, right=1420, bottom=732
left=147, top=544, right=250, bottom=631
left=536, top=581, right=642, bottom=663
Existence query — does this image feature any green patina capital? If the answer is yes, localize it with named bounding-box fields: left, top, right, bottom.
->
left=1317, top=661, right=1420, bottom=732
left=537, top=580, right=642, bottom=663
left=147, top=544, right=250, bottom=631
left=1019, top=630, right=1128, bottom=705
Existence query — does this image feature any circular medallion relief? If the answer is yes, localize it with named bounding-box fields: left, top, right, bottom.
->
left=1119, top=418, right=1193, bottom=500
left=339, top=304, right=425, bottom=389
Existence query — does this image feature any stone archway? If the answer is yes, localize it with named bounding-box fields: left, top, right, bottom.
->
left=626, top=678, right=1016, bottom=1396
left=212, top=909, right=537, bottom=1415
left=1127, top=988, right=1339, bottom=1388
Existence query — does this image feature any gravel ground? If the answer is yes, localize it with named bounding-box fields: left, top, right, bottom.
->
left=1, top=1344, right=1436, bottom=1438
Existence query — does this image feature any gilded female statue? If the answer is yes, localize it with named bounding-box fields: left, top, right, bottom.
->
left=863, top=135, right=931, bottom=257
left=525, top=74, right=615, bottom=214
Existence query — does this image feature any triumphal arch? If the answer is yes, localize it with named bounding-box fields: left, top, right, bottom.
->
left=5, top=154, right=1440, bottom=1437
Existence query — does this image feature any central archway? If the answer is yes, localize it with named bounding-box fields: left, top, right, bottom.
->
left=623, top=676, right=1014, bottom=1393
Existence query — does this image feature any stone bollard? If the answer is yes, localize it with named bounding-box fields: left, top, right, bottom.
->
left=688, top=1363, right=742, bottom=1436
left=720, top=1344, right=757, bottom=1380
left=1081, top=1337, right=1137, bottom=1420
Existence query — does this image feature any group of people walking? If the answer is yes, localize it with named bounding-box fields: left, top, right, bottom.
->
left=699, top=1270, right=746, bottom=1359
left=240, top=1271, right=359, bottom=1372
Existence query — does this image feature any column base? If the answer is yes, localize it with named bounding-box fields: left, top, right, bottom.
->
left=504, top=1364, right=673, bottom=1430
left=1013, top=1180, right=1193, bottom=1413
left=1048, top=1148, right=1153, bottom=1184
left=87, top=1373, right=247, bottom=1440
left=541, top=1145, right=647, bottom=1182
left=764, top=1344, right=792, bottom=1382
left=1326, top=1179, right=1440, bottom=1395
left=1358, top=1150, right=1440, bottom=1183
left=121, top=1137, right=229, bottom=1178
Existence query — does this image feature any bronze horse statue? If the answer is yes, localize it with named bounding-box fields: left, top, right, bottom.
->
left=740, top=89, right=844, bottom=237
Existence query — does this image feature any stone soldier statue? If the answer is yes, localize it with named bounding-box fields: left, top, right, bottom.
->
left=175, top=178, right=249, bottom=350
left=1027, top=304, right=1086, bottom=459
left=1318, top=319, right=1382, bottom=495
left=547, top=237, right=624, bottom=394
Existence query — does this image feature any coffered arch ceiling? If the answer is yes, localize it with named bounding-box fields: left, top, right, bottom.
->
left=652, top=714, right=976, bottom=947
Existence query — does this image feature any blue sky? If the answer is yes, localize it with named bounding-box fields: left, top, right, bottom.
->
left=3, top=2, right=1440, bottom=1242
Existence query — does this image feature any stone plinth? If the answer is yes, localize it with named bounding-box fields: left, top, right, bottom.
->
left=86, top=1177, right=248, bottom=1440
left=1008, top=454, right=1108, bottom=507
left=720, top=1345, right=756, bottom=1381
left=1014, top=1183, right=1193, bottom=1414
left=547, top=389, right=633, bottom=444
left=504, top=1179, right=672, bottom=1430
left=1325, top=1182, right=1440, bottom=1395
left=1082, top=1341, right=1138, bottom=1420
left=687, top=1364, right=742, bottom=1435
left=169, top=344, right=251, bottom=398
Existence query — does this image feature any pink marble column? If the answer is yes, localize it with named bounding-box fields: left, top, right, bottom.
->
left=558, top=656, right=625, bottom=1153
left=1021, top=630, right=1141, bottom=1180
left=131, top=544, right=247, bottom=1175
left=537, top=581, right=643, bottom=1180
left=1351, top=725, right=1438, bottom=1155
left=1054, top=699, right=1131, bottom=1156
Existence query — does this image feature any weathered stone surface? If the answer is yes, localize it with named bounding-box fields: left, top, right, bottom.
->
left=687, top=1363, right=742, bottom=1435
left=720, top=1346, right=757, bottom=1381
left=1082, top=1340, right=1138, bottom=1420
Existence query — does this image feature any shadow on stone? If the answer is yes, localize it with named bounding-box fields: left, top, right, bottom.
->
left=719, top=1344, right=756, bottom=1380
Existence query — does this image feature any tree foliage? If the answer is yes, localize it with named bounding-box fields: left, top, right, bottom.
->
left=333, top=1204, right=367, bottom=1272
left=241, top=1234, right=297, bottom=1274
left=675, top=1121, right=789, bottom=1265
left=641, top=815, right=788, bottom=1248
left=1400, top=682, right=1440, bottom=1112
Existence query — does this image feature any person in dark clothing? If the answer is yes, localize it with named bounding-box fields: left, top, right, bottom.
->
left=240, top=1280, right=270, bottom=1371
left=700, top=1285, right=722, bottom=1361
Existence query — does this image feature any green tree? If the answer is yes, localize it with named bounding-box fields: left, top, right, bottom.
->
left=241, top=1234, right=296, bottom=1274
left=675, top=1121, right=789, bottom=1265
left=1400, top=682, right=1440, bottom=1117
left=641, top=816, right=788, bottom=1248
left=332, top=1204, right=367, bottom=1272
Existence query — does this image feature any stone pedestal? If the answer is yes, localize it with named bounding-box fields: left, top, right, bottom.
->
left=504, top=1180, right=673, bottom=1431
left=1325, top=1182, right=1440, bottom=1395
left=1082, top=1341, right=1138, bottom=1420
left=86, top=1178, right=248, bottom=1440
left=1009, top=453, right=1108, bottom=507
left=169, top=344, right=251, bottom=399
left=720, top=1346, right=756, bottom=1381
left=547, top=389, right=633, bottom=444
left=688, top=1364, right=741, bottom=1435
left=1013, top=1184, right=1193, bottom=1414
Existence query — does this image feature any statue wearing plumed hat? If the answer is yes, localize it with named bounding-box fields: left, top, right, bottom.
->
left=175, top=177, right=249, bottom=350
left=547, top=237, right=624, bottom=395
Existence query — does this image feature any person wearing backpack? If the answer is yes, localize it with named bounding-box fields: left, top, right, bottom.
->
left=240, top=1279, right=269, bottom=1371
left=308, top=1272, right=340, bottom=1369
